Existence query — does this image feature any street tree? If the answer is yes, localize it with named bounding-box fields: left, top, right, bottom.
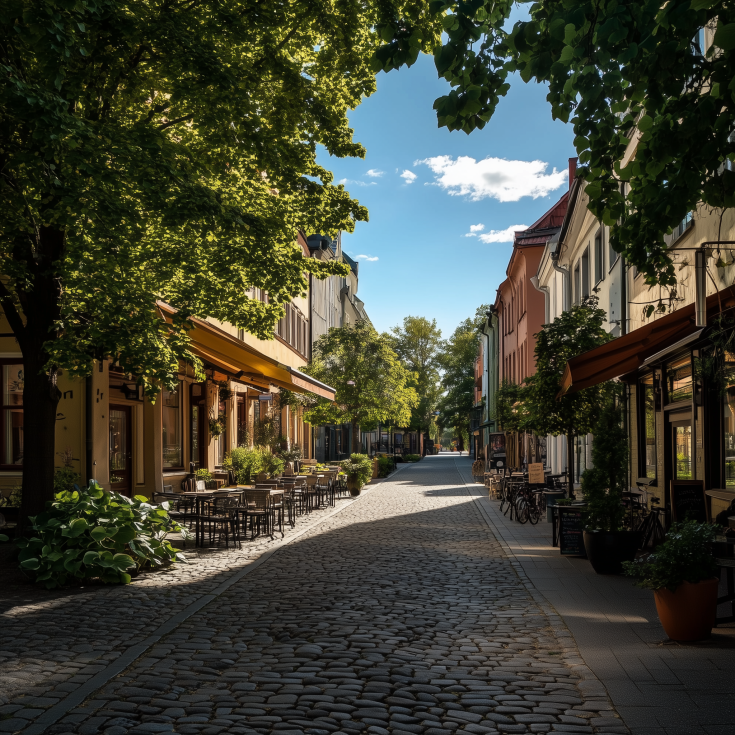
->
left=436, top=305, right=489, bottom=452
left=303, top=321, right=418, bottom=453
left=391, top=316, right=442, bottom=452
left=377, top=0, right=735, bottom=286
left=0, top=0, right=443, bottom=523
left=523, top=299, right=613, bottom=497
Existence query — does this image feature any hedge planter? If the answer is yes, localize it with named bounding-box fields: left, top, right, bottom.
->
left=583, top=529, right=640, bottom=575
left=654, top=578, right=719, bottom=641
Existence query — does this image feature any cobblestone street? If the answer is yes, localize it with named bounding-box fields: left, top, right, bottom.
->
left=0, top=457, right=626, bottom=735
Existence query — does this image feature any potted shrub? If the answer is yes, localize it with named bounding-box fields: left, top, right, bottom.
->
left=582, top=394, right=640, bottom=574
left=623, top=521, right=718, bottom=641
left=340, top=453, right=373, bottom=496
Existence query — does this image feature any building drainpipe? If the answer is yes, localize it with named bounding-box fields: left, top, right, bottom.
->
left=550, top=251, right=571, bottom=311
left=529, top=276, right=550, bottom=324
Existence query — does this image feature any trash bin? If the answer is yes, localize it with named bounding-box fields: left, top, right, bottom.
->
left=545, top=491, right=566, bottom=523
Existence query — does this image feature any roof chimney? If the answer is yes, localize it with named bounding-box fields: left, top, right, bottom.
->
left=568, top=157, right=578, bottom=189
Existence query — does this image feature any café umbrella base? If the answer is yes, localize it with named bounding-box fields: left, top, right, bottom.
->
left=654, top=578, right=719, bottom=641
left=583, top=529, right=640, bottom=575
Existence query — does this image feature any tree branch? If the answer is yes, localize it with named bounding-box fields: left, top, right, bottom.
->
left=158, top=113, right=194, bottom=130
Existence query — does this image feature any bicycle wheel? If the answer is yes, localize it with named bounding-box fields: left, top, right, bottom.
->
left=516, top=498, right=529, bottom=524
left=528, top=502, right=541, bottom=525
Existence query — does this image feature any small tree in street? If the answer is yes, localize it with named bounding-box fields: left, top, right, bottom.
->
left=436, top=305, right=490, bottom=452
left=523, top=299, right=613, bottom=497
left=391, top=316, right=442, bottom=453
left=303, top=321, right=418, bottom=453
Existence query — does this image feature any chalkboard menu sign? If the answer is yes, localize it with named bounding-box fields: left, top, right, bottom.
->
left=670, top=480, right=707, bottom=523
left=559, top=507, right=587, bottom=557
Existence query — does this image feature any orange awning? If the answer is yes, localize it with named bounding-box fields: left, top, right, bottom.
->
left=560, top=287, right=735, bottom=395
left=158, top=302, right=335, bottom=401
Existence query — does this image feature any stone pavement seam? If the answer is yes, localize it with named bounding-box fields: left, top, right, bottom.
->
left=451, top=460, right=628, bottom=723
left=19, top=483, right=382, bottom=735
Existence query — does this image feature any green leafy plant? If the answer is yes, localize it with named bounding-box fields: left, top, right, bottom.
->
left=0, top=486, right=22, bottom=508
left=195, top=468, right=213, bottom=483
left=623, top=521, right=718, bottom=592
left=403, top=454, right=421, bottom=462
left=208, top=409, right=226, bottom=439
left=279, top=445, right=303, bottom=463
left=340, top=453, right=373, bottom=490
left=259, top=451, right=285, bottom=478
left=53, top=467, right=81, bottom=494
left=581, top=390, right=628, bottom=532
left=17, top=481, right=189, bottom=589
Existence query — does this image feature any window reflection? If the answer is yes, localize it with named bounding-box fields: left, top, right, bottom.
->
left=674, top=424, right=693, bottom=480
left=725, top=354, right=735, bottom=488
left=667, top=358, right=693, bottom=403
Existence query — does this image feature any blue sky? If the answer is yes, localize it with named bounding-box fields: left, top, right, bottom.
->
left=317, top=53, right=575, bottom=339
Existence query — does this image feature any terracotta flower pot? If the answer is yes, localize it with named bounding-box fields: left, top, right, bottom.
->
left=654, top=578, right=719, bottom=641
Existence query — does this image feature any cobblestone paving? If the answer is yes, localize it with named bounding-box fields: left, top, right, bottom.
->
left=0, top=458, right=628, bottom=735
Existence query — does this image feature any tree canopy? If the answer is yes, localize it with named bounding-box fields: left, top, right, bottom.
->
left=391, top=316, right=442, bottom=443
left=377, top=0, right=735, bottom=286
left=303, top=320, right=418, bottom=452
left=0, top=0, right=441, bottom=518
left=517, top=298, right=613, bottom=494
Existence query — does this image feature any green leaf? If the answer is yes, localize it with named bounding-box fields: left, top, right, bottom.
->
left=90, top=526, right=108, bottom=541
left=20, top=558, right=40, bottom=570
left=714, top=22, right=735, bottom=51
left=112, top=553, right=135, bottom=570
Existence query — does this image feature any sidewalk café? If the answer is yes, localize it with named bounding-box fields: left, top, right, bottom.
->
left=560, top=286, right=735, bottom=525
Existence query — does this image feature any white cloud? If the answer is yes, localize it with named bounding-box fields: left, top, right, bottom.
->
left=415, top=155, right=567, bottom=202
left=477, top=225, right=529, bottom=243
left=355, top=254, right=379, bottom=262
left=464, top=223, right=486, bottom=237
left=366, top=169, right=384, bottom=178
left=338, top=178, right=376, bottom=187
left=400, top=169, right=417, bottom=184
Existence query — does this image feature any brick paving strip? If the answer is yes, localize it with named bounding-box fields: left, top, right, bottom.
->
left=0, top=458, right=628, bottom=735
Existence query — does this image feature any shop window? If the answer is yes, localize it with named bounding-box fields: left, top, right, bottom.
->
left=640, top=374, right=656, bottom=480
left=594, top=230, right=604, bottom=284
left=162, top=383, right=183, bottom=469
left=2, top=363, right=23, bottom=466
left=581, top=248, right=590, bottom=299
left=666, top=358, right=693, bottom=403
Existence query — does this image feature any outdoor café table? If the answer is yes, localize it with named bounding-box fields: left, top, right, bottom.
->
left=180, top=488, right=245, bottom=547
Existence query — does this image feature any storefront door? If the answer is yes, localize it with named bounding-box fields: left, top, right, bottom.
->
left=109, top=405, right=132, bottom=495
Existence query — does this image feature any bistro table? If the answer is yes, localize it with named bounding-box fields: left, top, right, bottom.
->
left=180, top=488, right=246, bottom=547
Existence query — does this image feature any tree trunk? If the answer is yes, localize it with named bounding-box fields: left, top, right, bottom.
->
left=566, top=431, right=575, bottom=499
left=351, top=418, right=359, bottom=454
left=18, top=342, right=60, bottom=530
left=0, top=226, right=65, bottom=534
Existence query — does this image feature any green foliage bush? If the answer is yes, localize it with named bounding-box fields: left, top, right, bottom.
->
left=17, top=481, right=189, bottom=589
left=223, top=447, right=284, bottom=482
left=340, top=453, right=373, bottom=489
left=195, top=468, right=213, bottom=482
left=582, top=392, right=627, bottom=531
left=377, top=456, right=394, bottom=478
left=623, top=521, right=717, bottom=592
left=404, top=454, right=421, bottom=462
left=53, top=467, right=82, bottom=494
